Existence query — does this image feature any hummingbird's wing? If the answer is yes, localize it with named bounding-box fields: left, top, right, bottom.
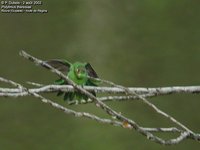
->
left=44, top=59, right=71, bottom=73
left=85, top=63, right=98, bottom=78
left=85, top=63, right=99, bottom=96
left=85, top=63, right=99, bottom=88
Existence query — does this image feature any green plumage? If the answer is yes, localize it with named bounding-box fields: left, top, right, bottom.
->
left=45, top=60, right=99, bottom=103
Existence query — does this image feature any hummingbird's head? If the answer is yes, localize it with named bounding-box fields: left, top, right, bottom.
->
left=73, top=63, right=87, bottom=79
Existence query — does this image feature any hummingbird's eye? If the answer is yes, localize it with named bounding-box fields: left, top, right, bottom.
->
left=76, top=68, right=80, bottom=73
left=77, top=67, right=85, bottom=74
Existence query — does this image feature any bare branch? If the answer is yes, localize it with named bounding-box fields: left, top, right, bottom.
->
left=1, top=85, right=200, bottom=102
left=141, top=127, right=182, bottom=133
left=0, top=77, right=122, bottom=127
left=19, top=50, right=172, bottom=144
left=1, top=50, right=199, bottom=145
left=88, top=77, right=200, bottom=143
left=0, top=77, right=186, bottom=134
left=93, top=77, right=195, bottom=132
left=1, top=84, right=200, bottom=95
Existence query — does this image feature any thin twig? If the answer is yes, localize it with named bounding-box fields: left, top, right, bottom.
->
left=26, top=81, right=44, bottom=87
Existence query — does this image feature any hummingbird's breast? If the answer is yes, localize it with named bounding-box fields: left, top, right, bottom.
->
left=68, top=69, right=87, bottom=85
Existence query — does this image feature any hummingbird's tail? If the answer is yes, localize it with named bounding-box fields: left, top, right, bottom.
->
left=54, top=78, right=96, bottom=103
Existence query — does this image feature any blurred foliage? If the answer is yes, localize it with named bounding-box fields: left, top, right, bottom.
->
left=0, top=0, right=200, bottom=149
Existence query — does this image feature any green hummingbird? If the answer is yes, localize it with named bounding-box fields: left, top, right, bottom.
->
left=44, top=59, right=99, bottom=102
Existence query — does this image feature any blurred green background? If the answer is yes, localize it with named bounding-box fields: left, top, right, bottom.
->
left=0, top=0, right=200, bottom=149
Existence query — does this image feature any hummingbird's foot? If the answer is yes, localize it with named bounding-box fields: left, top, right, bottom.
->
left=86, top=98, right=93, bottom=103
left=68, top=100, right=79, bottom=105
left=80, top=99, right=87, bottom=104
